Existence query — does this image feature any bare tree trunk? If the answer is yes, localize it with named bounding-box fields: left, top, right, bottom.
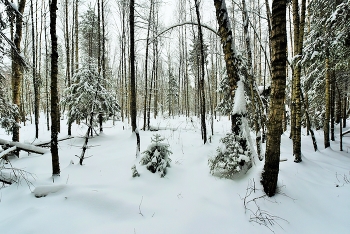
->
left=101, top=0, right=106, bottom=81
left=300, top=87, right=317, bottom=151
left=194, top=0, right=207, bottom=144
left=261, top=0, right=287, bottom=197
left=330, top=71, right=335, bottom=141
left=65, top=0, right=72, bottom=136
left=97, top=0, right=101, bottom=74
left=44, top=1, right=50, bottom=131
left=335, top=84, right=342, bottom=151
left=153, top=5, right=159, bottom=120
left=129, top=0, right=140, bottom=154
left=213, top=0, right=243, bottom=133
left=343, top=95, right=347, bottom=128
left=31, top=0, right=39, bottom=139
left=75, top=0, right=79, bottom=71
left=291, top=0, right=306, bottom=163
left=324, top=57, right=330, bottom=148
left=143, top=1, right=153, bottom=130
left=50, top=0, right=60, bottom=176
left=12, top=0, right=26, bottom=147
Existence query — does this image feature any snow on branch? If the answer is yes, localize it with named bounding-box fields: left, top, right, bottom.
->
left=0, top=30, right=29, bottom=68
left=150, top=22, right=218, bottom=43
left=0, top=139, right=48, bottom=155
left=2, top=0, right=23, bottom=17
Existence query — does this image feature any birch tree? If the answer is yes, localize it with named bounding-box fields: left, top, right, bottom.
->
left=261, top=0, right=287, bottom=197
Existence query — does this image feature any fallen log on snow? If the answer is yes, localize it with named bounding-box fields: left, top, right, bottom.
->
left=34, top=135, right=74, bottom=147
left=0, top=139, right=48, bottom=155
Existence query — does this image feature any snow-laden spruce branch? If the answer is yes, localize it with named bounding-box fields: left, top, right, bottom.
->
left=0, top=30, right=28, bottom=68
left=2, top=0, right=24, bottom=18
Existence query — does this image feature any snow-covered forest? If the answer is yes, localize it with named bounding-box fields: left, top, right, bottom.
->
left=0, top=0, right=350, bottom=233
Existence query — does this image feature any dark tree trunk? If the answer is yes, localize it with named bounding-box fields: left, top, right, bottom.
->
left=101, top=0, right=106, bottom=81
left=195, top=0, right=207, bottom=144
left=31, top=0, right=39, bottom=139
left=213, top=0, right=243, bottom=134
left=343, top=96, right=347, bottom=128
left=261, top=0, right=287, bottom=197
left=324, top=57, right=330, bottom=148
left=129, top=0, right=140, bottom=154
left=330, top=72, right=335, bottom=141
left=50, top=0, right=60, bottom=176
left=300, top=87, right=318, bottom=151
left=65, top=0, right=72, bottom=136
left=130, top=0, right=137, bottom=132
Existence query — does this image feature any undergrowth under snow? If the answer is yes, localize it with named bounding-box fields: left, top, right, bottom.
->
left=0, top=114, right=350, bottom=234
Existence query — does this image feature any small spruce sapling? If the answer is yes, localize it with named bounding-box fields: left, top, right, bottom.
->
left=208, top=133, right=252, bottom=179
left=140, top=134, right=172, bottom=177
left=131, top=165, right=140, bottom=177
left=209, top=81, right=253, bottom=178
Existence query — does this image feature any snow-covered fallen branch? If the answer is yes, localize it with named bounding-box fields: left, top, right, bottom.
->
left=149, top=125, right=178, bottom=131
left=0, top=139, right=48, bottom=155
left=33, top=136, right=74, bottom=147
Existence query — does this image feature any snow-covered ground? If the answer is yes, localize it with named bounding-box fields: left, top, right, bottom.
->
left=0, top=115, right=350, bottom=234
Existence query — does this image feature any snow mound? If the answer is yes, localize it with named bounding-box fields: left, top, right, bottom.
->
left=33, top=185, right=66, bottom=198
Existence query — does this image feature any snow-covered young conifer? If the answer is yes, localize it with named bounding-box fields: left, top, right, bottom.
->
left=140, top=134, right=172, bottom=177
left=131, top=165, right=140, bottom=177
left=61, top=62, right=120, bottom=126
left=208, top=132, right=252, bottom=179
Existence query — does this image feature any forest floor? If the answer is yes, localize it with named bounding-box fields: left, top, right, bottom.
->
left=0, top=115, right=350, bottom=234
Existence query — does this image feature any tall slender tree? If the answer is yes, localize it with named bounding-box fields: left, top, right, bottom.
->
left=30, top=0, right=39, bottom=138
left=194, top=0, right=207, bottom=144
left=142, top=0, right=153, bottom=131
left=12, top=0, right=26, bottom=146
left=291, top=0, right=306, bottom=163
left=65, top=0, right=72, bottom=136
left=50, top=0, right=60, bottom=176
left=261, top=0, right=287, bottom=197
left=130, top=0, right=140, bottom=154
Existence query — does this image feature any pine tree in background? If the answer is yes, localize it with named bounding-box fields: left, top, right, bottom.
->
left=140, top=134, right=172, bottom=178
left=167, top=68, right=179, bottom=117
left=302, top=0, right=350, bottom=149
left=61, top=62, right=120, bottom=127
left=0, top=75, right=19, bottom=134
